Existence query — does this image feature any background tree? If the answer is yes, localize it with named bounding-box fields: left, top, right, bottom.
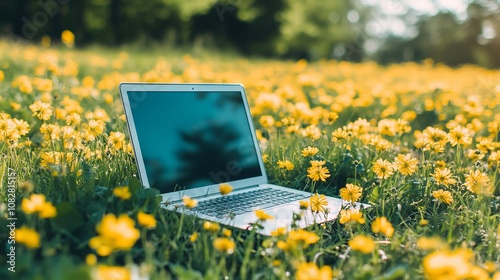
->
left=0, top=0, right=498, bottom=67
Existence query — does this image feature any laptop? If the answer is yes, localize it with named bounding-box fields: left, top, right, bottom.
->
left=119, top=83, right=347, bottom=235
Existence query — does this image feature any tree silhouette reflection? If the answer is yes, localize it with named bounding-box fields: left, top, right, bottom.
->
left=139, top=91, right=262, bottom=193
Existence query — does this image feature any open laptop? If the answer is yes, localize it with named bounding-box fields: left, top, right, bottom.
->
left=119, top=83, right=348, bottom=235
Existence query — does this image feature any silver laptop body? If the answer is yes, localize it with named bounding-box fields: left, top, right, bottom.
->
left=119, top=83, right=346, bottom=235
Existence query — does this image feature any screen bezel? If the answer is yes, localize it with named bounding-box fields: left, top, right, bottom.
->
left=119, top=83, right=268, bottom=201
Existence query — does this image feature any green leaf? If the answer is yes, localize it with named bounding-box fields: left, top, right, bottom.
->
left=368, top=185, right=379, bottom=205
left=43, top=255, right=91, bottom=280
left=379, top=264, right=409, bottom=280
left=137, top=187, right=160, bottom=199
left=52, top=202, right=84, bottom=233
left=94, top=185, right=110, bottom=199
left=170, top=264, right=203, bottom=280
left=83, top=202, right=107, bottom=223
left=127, top=177, right=142, bottom=194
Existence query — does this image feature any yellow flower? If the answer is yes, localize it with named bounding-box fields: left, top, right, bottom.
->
left=414, top=138, right=430, bottom=151
left=82, top=76, right=95, bottom=88
left=16, top=226, right=41, bottom=249
left=61, top=30, right=75, bottom=47
left=13, top=118, right=30, bottom=136
left=219, top=183, right=233, bottom=195
left=371, top=216, right=394, bottom=237
left=432, top=168, right=456, bottom=187
left=323, top=111, right=338, bottom=124
left=372, top=137, right=392, bottom=152
left=430, top=142, right=445, bottom=153
left=29, top=101, right=53, bottom=121
left=378, top=118, right=398, bottom=136
left=39, top=152, right=56, bottom=168
left=287, top=229, right=320, bottom=248
left=307, top=165, right=330, bottom=182
left=339, top=183, right=362, bottom=203
left=113, top=186, right=131, bottom=200
left=422, top=127, right=448, bottom=145
left=464, top=169, right=492, bottom=195
left=0, top=70, right=4, bottom=82
left=301, top=146, right=319, bottom=157
left=309, top=193, right=328, bottom=213
left=448, top=125, right=472, bottom=147
left=189, top=232, right=198, bottom=242
left=393, top=154, right=418, bottom=176
left=213, top=238, right=235, bottom=254
left=432, top=190, right=453, bottom=205
left=21, top=193, right=57, bottom=218
left=332, top=127, right=349, bottom=142
left=86, top=254, right=97, bottom=265
left=372, top=158, right=394, bottom=179
left=270, top=227, right=287, bottom=237
left=309, top=160, right=326, bottom=167
left=262, top=154, right=269, bottom=162
left=339, top=208, right=365, bottom=226
left=203, top=221, right=220, bottom=232
left=182, top=195, right=198, bottom=208
left=417, top=236, right=448, bottom=251
left=276, top=240, right=289, bottom=251
left=11, top=75, right=33, bottom=93
left=89, top=214, right=140, bottom=256
left=222, top=228, right=232, bottom=237
left=108, top=131, right=126, bottom=150
left=96, top=265, right=130, bottom=280
left=467, top=266, right=489, bottom=280
left=66, top=113, right=82, bottom=126
left=137, top=211, right=156, bottom=229
left=10, top=101, right=21, bottom=111
left=19, top=181, right=34, bottom=192
left=0, top=118, right=15, bottom=140
left=85, top=119, right=105, bottom=139
left=423, top=249, right=474, bottom=280
left=301, top=124, right=321, bottom=140
left=296, top=262, right=333, bottom=280
left=348, top=235, right=375, bottom=254
left=299, top=200, right=309, bottom=210
left=476, top=137, right=495, bottom=153
left=277, top=160, right=294, bottom=170
left=259, top=115, right=275, bottom=128
left=419, top=219, right=429, bottom=226
left=254, top=209, right=274, bottom=221
left=484, top=261, right=497, bottom=273
left=467, top=149, right=485, bottom=161
left=402, top=110, right=416, bottom=120
left=103, top=93, right=114, bottom=104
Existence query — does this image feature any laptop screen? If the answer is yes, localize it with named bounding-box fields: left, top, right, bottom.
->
left=127, top=90, right=263, bottom=193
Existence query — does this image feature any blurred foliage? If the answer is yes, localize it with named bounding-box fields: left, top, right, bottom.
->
left=0, top=0, right=499, bottom=66
left=375, top=2, right=500, bottom=68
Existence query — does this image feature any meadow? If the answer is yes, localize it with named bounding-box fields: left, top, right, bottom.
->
left=0, top=39, right=499, bottom=280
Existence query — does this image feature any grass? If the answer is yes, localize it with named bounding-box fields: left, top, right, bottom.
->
left=0, top=40, right=499, bottom=280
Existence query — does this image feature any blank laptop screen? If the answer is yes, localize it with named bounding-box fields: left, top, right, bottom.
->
left=128, top=91, right=262, bottom=193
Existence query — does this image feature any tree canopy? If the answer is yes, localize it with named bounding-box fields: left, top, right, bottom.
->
left=0, top=0, right=499, bottom=67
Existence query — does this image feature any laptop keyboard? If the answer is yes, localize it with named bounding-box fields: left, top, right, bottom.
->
left=194, top=188, right=308, bottom=218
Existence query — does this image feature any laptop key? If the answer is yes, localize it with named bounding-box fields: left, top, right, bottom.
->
left=190, top=188, right=310, bottom=218
left=257, top=203, right=276, bottom=210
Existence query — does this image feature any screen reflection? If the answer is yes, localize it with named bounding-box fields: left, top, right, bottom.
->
left=129, top=91, right=262, bottom=193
